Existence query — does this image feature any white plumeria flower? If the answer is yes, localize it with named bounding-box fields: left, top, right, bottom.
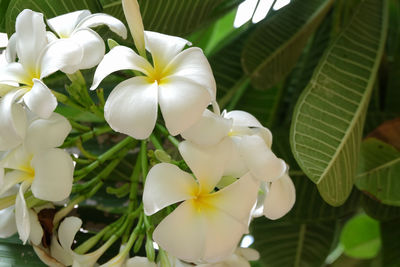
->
left=0, top=9, right=83, bottom=118
left=0, top=186, right=19, bottom=239
left=0, top=112, right=73, bottom=244
left=125, top=257, right=157, bottom=267
left=46, top=10, right=127, bottom=73
left=143, top=140, right=259, bottom=263
left=182, top=108, right=296, bottom=220
left=196, top=247, right=260, bottom=267
left=90, top=31, right=216, bottom=139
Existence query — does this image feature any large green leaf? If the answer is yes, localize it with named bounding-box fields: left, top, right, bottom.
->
left=5, top=0, right=102, bottom=35
left=361, top=194, right=400, bottom=221
left=100, top=0, right=241, bottom=37
left=252, top=219, right=339, bottom=267
left=355, top=139, right=400, bottom=206
left=290, top=0, right=388, bottom=206
left=241, top=0, right=334, bottom=90
left=0, top=0, right=11, bottom=31
left=0, top=235, right=45, bottom=266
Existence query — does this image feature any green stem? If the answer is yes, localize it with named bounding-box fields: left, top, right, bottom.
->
left=62, top=126, right=112, bottom=148
left=68, top=120, right=91, bottom=132
left=140, top=140, right=148, bottom=180
left=155, top=124, right=180, bottom=148
left=74, top=137, right=136, bottom=177
left=150, top=134, right=164, bottom=151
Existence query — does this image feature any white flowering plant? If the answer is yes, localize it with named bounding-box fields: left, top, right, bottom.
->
left=0, top=0, right=399, bottom=266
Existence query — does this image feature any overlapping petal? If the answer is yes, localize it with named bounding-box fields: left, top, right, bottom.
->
left=28, top=209, right=44, bottom=245
left=0, top=90, right=27, bottom=150
left=0, top=62, right=32, bottom=85
left=5, top=33, right=17, bottom=63
left=263, top=174, right=296, bottom=220
left=77, top=13, right=127, bottom=39
left=91, top=46, right=152, bottom=90
left=22, top=79, right=57, bottom=119
left=0, top=207, right=17, bottom=238
left=166, top=48, right=216, bottom=99
left=181, top=109, right=232, bottom=146
left=30, top=148, right=74, bottom=202
left=0, top=170, right=27, bottom=196
left=47, top=10, right=91, bottom=37
left=125, top=257, right=157, bottom=267
left=25, top=111, right=71, bottom=153
left=143, top=163, right=198, bottom=215
left=104, top=77, right=158, bottom=139
left=178, top=139, right=231, bottom=194
left=238, top=135, right=287, bottom=182
left=158, top=76, right=211, bottom=135
left=15, top=181, right=30, bottom=244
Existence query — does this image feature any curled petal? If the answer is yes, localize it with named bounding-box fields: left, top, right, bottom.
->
left=77, top=13, right=127, bottom=39
left=166, top=48, right=216, bottom=100
left=238, top=135, right=287, bottom=182
left=145, top=31, right=190, bottom=70
left=22, top=79, right=57, bottom=118
left=0, top=207, right=17, bottom=238
left=31, top=148, right=74, bottom=202
left=38, top=38, right=84, bottom=77
left=58, top=216, right=82, bottom=251
left=263, top=174, right=296, bottom=220
left=15, top=9, right=47, bottom=70
left=122, top=0, right=145, bottom=56
left=181, top=109, right=232, bottom=146
left=47, top=10, right=91, bottom=38
left=179, top=139, right=232, bottom=194
left=0, top=62, right=32, bottom=85
left=33, top=245, right=66, bottom=267
left=0, top=145, right=31, bottom=170
left=0, top=90, right=27, bottom=150
left=28, top=209, right=43, bottom=245
left=46, top=31, right=58, bottom=43
left=62, top=28, right=105, bottom=72
left=223, top=137, right=248, bottom=178
left=104, top=77, right=158, bottom=139
left=91, top=46, right=152, bottom=90
left=159, top=76, right=211, bottom=136
left=224, top=110, right=263, bottom=128
left=236, top=247, right=260, bottom=261
left=25, top=112, right=71, bottom=153
left=0, top=170, right=27, bottom=196
left=143, top=163, right=197, bottom=216
left=15, top=181, right=30, bottom=244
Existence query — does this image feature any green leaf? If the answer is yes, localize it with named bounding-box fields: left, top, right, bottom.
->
left=290, top=0, right=389, bottom=206
left=340, top=214, right=381, bottom=259
left=251, top=219, right=339, bottom=267
left=101, top=0, right=241, bottom=37
left=361, top=194, right=400, bottom=222
left=0, top=0, right=11, bottom=31
left=380, top=218, right=400, bottom=266
left=355, top=139, right=400, bottom=206
left=5, top=0, right=102, bottom=35
left=241, top=0, right=334, bottom=90
left=0, top=235, right=45, bottom=266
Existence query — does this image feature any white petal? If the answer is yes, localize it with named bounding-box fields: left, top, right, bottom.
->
left=238, top=135, right=287, bottom=182
left=91, top=45, right=152, bottom=90
left=15, top=9, right=47, bottom=70
left=64, top=28, right=105, bottom=72
left=58, top=216, right=82, bottom=251
left=28, top=209, right=43, bottom=245
left=47, top=10, right=91, bottom=38
left=263, top=174, right=296, bottom=220
left=144, top=31, right=190, bottom=71
left=33, top=245, right=66, bottom=267
left=22, top=79, right=57, bottom=119
left=0, top=83, right=20, bottom=97
left=76, top=13, right=127, bottom=39
left=15, top=181, right=30, bottom=244
left=0, top=207, right=17, bottom=238
left=181, top=109, right=232, bottom=146
left=178, top=139, right=232, bottom=194
left=51, top=234, right=73, bottom=266
left=25, top=112, right=71, bottom=153
left=5, top=33, right=17, bottom=63
left=31, top=148, right=74, bottom=201
left=201, top=173, right=259, bottom=227
left=38, top=38, right=84, bottom=77
left=0, top=170, right=26, bottom=196
left=46, top=31, right=59, bottom=43
left=0, top=62, right=31, bottom=85
left=223, top=137, right=248, bottom=178
left=224, top=110, right=263, bottom=128
left=125, top=257, right=157, bottom=267
left=166, top=48, right=216, bottom=100
left=0, top=90, right=27, bottom=150
left=159, top=76, right=211, bottom=136
left=0, top=145, right=31, bottom=171
left=236, top=247, right=260, bottom=261
left=143, top=163, right=197, bottom=215
left=104, top=77, right=158, bottom=139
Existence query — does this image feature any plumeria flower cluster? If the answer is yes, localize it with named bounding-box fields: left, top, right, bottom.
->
left=0, top=0, right=296, bottom=266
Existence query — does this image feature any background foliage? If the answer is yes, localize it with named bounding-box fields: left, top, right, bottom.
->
left=0, top=0, right=399, bottom=266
